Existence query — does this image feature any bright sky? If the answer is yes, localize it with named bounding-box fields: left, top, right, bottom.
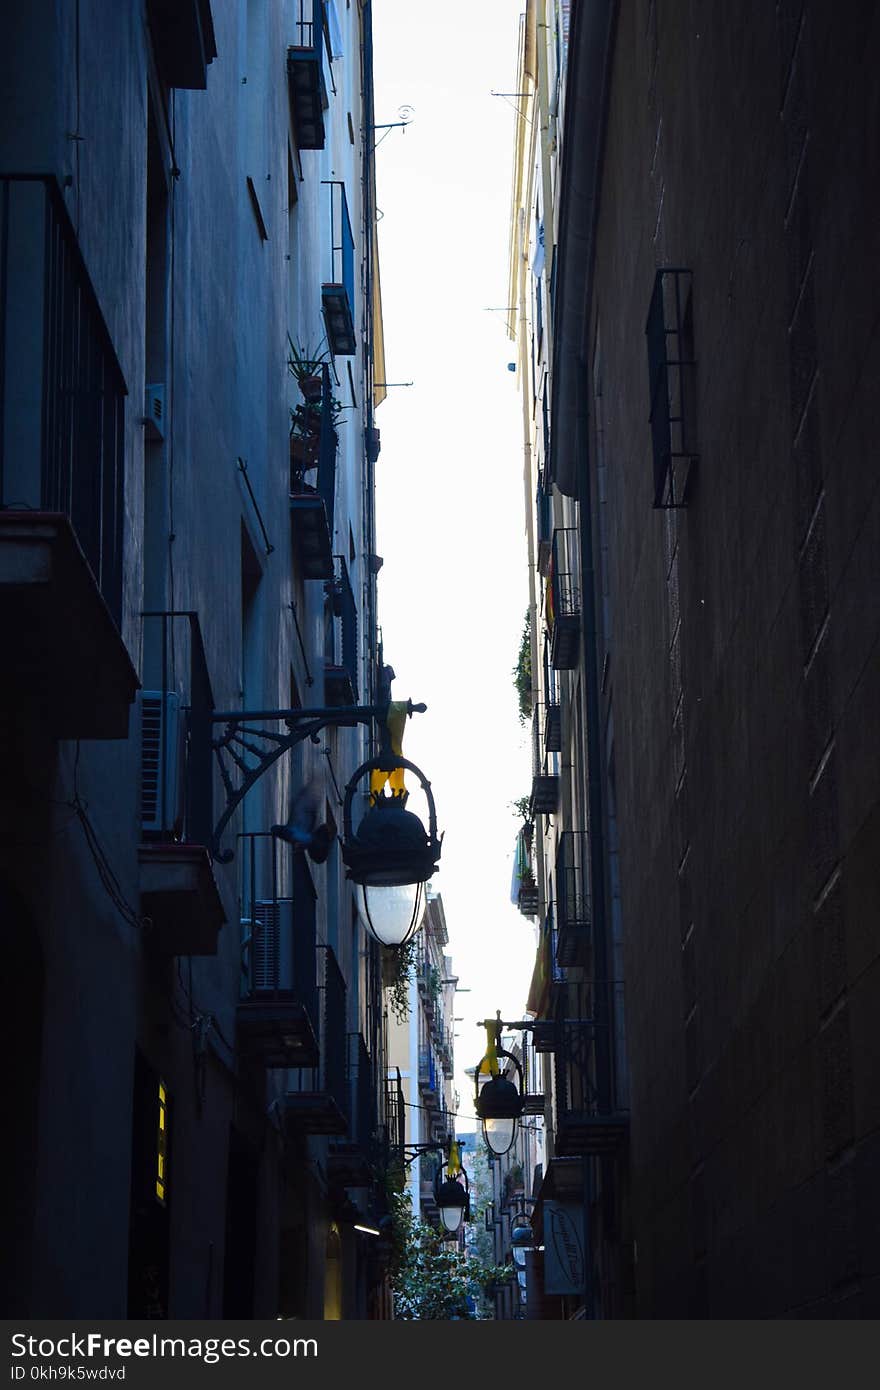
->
left=370, top=1, right=536, bottom=1115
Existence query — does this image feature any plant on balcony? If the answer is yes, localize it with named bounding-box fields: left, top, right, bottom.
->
left=512, top=609, right=532, bottom=725
left=287, top=339, right=328, bottom=403
left=385, top=936, right=417, bottom=1023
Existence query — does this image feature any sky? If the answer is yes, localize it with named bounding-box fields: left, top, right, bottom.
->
left=369, top=1, right=536, bottom=1117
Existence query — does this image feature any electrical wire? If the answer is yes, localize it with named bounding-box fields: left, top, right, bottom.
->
left=66, top=744, right=146, bottom=932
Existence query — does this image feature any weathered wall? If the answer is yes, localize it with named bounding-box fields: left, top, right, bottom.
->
left=586, top=0, right=880, bottom=1316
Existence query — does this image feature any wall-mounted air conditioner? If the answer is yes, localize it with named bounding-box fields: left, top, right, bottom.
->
left=141, top=691, right=183, bottom=834
left=245, top=899, right=294, bottom=994
left=144, top=384, right=166, bottom=441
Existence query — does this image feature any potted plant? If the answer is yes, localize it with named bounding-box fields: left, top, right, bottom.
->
left=288, top=339, right=328, bottom=404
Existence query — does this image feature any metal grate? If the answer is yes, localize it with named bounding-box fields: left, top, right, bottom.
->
left=645, top=268, right=698, bottom=508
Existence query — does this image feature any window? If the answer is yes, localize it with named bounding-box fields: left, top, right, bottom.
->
left=645, top=268, right=698, bottom=508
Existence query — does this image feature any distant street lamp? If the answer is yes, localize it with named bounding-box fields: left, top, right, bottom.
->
left=474, top=1013, right=526, bottom=1157
left=396, top=1136, right=471, bottom=1238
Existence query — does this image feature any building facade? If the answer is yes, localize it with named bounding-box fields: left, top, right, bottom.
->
left=386, top=891, right=459, bottom=1229
left=1, top=0, right=401, bottom=1320
left=509, top=0, right=880, bottom=1317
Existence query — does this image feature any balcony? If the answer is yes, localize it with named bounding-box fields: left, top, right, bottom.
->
left=552, top=982, right=629, bottom=1157
left=383, top=1068, right=406, bottom=1166
left=237, top=848, right=320, bottom=1069
left=289, top=365, right=336, bottom=581
left=536, top=472, right=552, bottom=577
left=0, top=176, right=138, bottom=739
left=645, top=268, right=698, bottom=508
left=418, top=1045, right=439, bottom=1105
left=530, top=704, right=559, bottom=816
left=324, top=555, right=358, bottom=705
left=138, top=612, right=225, bottom=955
left=321, top=183, right=357, bottom=356
left=548, top=527, right=581, bottom=670
left=329, top=1033, right=375, bottom=1187
left=287, top=0, right=326, bottom=150
left=146, top=0, right=217, bottom=90
left=281, top=945, right=348, bottom=1135
left=555, top=830, right=591, bottom=968
left=544, top=700, right=562, bottom=754
left=513, top=822, right=539, bottom=918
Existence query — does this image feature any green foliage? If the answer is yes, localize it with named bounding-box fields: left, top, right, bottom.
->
left=388, top=1189, right=511, bottom=1320
left=286, top=337, right=329, bottom=382
left=512, top=609, right=533, bottom=725
left=510, top=795, right=532, bottom=823
left=386, top=937, right=417, bottom=1024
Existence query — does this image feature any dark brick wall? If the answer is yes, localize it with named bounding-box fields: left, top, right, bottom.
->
left=581, top=0, right=880, bottom=1315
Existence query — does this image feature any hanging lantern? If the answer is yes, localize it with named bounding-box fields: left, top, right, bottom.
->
left=342, top=751, right=441, bottom=948
left=475, top=1017, right=525, bottom=1157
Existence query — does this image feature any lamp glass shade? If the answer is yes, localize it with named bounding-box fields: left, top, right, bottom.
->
left=438, top=1202, right=464, bottom=1235
left=355, top=880, right=424, bottom=948
left=512, top=1245, right=527, bottom=1269
left=436, top=1177, right=467, bottom=1235
left=482, top=1115, right=516, bottom=1156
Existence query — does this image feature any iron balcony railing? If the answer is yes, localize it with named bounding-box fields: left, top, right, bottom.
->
left=287, top=0, right=326, bottom=150
left=140, top=611, right=214, bottom=847
left=384, top=1068, right=406, bottom=1162
left=530, top=703, right=559, bottom=816
left=236, top=839, right=320, bottom=1068
left=283, top=944, right=348, bottom=1132
left=552, top=979, right=629, bottom=1156
left=549, top=527, right=580, bottom=669
left=555, top=830, right=591, bottom=968
left=289, top=363, right=337, bottom=580
left=645, top=267, right=698, bottom=508
left=239, top=834, right=318, bottom=1016
left=418, top=1044, right=438, bottom=1098
left=342, top=1031, right=374, bottom=1152
left=536, top=471, right=552, bottom=577
left=325, top=554, right=358, bottom=703
left=0, top=175, right=126, bottom=625
left=321, top=181, right=356, bottom=355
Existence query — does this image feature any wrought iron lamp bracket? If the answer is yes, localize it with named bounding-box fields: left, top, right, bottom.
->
left=208, top=699, right=425, bottom=863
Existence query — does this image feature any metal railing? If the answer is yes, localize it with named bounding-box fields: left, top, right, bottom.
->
left=346, top=1031, right=374, bottom=1150
left=0, top=175, right=126, bottom=624
left=327, top=554, right=358, bottom=699
left=239, top=835, right=318, bottom=1019
left=556, top=829, right=590, bottom=935
left=536, top=471, right=552, bottom=576
left=291, top=0, right=322, bottom=48
left=550, top=527, right=580, bottom=625
left=327, top=181, right=354, bottom=314
left=645, top=267, right=698, bottom=508
left=384, top=1069, right=405, bottom=1159
left=286, top=942, right=347, bottom=1110
left=552, top=979, right=629, bottom=1136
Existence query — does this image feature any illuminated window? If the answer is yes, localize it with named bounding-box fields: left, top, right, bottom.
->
left=156, top=1081, right=168, bottom=1205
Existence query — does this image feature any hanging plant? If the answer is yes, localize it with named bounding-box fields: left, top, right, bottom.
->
left=385, top=936, right=418, bottom=1023
left=512, top=609, right=532, bottom=724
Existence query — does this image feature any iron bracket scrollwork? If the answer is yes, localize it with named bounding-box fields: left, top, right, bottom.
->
left=208, top=699, right=425, bottom=863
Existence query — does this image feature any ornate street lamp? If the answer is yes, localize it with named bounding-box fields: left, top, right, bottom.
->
left=434, top=1138, right=470, bottom=1237
left=510, top=1210, right=534, bottom=1271
left=342, top=752, right=441, bottom=948
left=474, top=1014, right=525, bottom=1157
left=394, top=1136, right=470, bottom=1238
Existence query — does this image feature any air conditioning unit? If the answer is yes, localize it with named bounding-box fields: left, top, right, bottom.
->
left=144, top=384, right=166, bottom=441
left=141, top=691, right=183, bottom=834
left=245, top=899, right=294, bottom=993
